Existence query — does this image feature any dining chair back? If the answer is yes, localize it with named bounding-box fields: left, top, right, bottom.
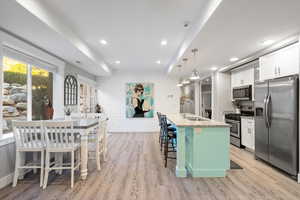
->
left=43, top=121, right=78, bottom=149
left=13, top=120, right=45, bottom=150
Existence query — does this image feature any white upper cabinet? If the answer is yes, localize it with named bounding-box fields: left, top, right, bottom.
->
left=231, top=67, right=254, bottom=88
left=260, top=43, right=299, bottom=81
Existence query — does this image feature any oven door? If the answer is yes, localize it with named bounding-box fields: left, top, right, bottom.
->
left=232, top=85, right=252, bottom=100
left=226, top=119, right=240, bottom=138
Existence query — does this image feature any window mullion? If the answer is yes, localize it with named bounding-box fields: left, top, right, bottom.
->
left=0, top=52, right=3, bottom=136
left=27, top=65, right=32, bottom=121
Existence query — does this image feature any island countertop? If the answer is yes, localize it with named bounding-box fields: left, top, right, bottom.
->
left=167, top=114, right=230, bottom=127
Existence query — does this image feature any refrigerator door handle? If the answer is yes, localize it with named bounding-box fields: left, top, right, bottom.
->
left=267, top=94, right=272, bottom=127
left=264, top=94, right=269, bottom=128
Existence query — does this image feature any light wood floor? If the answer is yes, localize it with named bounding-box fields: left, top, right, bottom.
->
left=1, top=133, right=300, bottom=200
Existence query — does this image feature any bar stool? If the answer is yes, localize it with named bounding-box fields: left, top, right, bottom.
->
left=12, top=121, right=45, bottom=187
left=157, top=113, right=177, bottom=151
left=86, top=113, right=108, bottom=171
left=160, top=115, right=177, bottom=167
left=43, top=121, right=81, bottom=189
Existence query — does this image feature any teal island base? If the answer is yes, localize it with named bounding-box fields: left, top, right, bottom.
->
left=175, top=126, right=230, bottom=178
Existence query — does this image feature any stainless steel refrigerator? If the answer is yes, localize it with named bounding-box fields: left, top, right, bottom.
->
left=255, top=75, right=298, bottom=176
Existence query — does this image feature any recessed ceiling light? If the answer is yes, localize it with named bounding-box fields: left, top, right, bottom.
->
left=100, top=40, right=107, bottom=45
left=230, top=57, right=239, bottom=62
left=115, top=60, right=120, bottom=64
left=177, top=83, right=183, bottom=87
left=262, top=39, right=275, bottom=46
left=156, top=60, right=161, bottom=64
left=210, top=66, right=218, bottom=71
left=161, top=40, right=167, bottom=46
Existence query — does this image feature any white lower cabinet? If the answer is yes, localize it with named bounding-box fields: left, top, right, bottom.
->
left=241, top=117, right=255, bottom=150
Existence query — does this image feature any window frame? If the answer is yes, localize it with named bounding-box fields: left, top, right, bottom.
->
left=1, top=56, right=54, bottom=135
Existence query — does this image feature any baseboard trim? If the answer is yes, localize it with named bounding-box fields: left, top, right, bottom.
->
left=109, top=132, right=157, bottom=134
left=0, top=173, right=13, bottom=189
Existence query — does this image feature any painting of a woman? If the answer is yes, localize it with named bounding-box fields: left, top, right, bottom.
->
left=126, top=83, right=154, bottom=118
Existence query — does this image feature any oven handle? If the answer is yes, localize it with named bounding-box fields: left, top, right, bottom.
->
left=225, top=119, right=240, bottom=124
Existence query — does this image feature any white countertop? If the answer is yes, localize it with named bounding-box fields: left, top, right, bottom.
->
left=167, top=114, right=230, bottom=127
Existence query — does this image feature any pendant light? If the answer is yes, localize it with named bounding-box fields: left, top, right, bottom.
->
left=190, top=48, right=200, bottom=80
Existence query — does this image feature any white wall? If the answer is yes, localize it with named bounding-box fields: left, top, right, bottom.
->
left=211, top=71, right=233, bottom=121
left=96, top=71, right=180, bottom=133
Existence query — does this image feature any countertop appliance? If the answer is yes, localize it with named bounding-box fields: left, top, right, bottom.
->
left=255, top=75, right=298, bottom=176
left=225, top=111, right=254, bottom=148
left=232, top=85, right=252, bottom=101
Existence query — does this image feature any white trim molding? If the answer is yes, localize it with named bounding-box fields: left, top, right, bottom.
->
left=0, top=173, right=13, bottom=189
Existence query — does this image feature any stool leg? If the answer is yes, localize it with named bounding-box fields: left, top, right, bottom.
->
left=12, top=151, right=20, bottom=187
left=96, top=140, right=101, bottom=171
left=40, top=151, right=44, bottom=187
left=71, top=151, right=74, bottom=188
left=33, top=152, right=38, bottom=174
left=164, top=136, right=169, bottom=168
left=43, top=151, right=50, bottom=189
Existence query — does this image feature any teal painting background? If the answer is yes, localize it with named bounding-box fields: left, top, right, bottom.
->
left=126, top=83, right=154, bottom=118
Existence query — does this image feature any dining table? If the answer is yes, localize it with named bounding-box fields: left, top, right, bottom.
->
left=54, top=117, right=107, bottom=180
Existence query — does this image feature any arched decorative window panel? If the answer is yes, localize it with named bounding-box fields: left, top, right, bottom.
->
left=64, top=75, right=78, bottom=105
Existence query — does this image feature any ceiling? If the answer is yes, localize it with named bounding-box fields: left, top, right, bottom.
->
left=2, top=0, right=300, bottom=79
left=0, top=0, right=110, bottom=76
left=169, top=0, right=300, bottom=79
left=37, top=0, right=213, bottom=72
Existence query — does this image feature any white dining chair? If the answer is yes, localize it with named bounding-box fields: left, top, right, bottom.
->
left=87, top=114, right=108, bottom=170
left=43, top=121, right=81, bottom=189
left=12, top=120, right=45, bottom=187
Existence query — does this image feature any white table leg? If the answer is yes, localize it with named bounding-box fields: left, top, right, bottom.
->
left=80, top=129, right=89, bottom=180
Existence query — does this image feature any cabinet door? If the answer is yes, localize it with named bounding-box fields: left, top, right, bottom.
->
left=241, top=118, right=249, bottom=147
left=277, top=43, right=299, bottom=77
left=260, top=53, right=277, bottom=81
left=241, top=118, right=255, bottom=149
left=241, top=67, right=254, bottom=86
left=231, top=71, right=240, bottom=88
left=247, top=119, right=255, bottom=150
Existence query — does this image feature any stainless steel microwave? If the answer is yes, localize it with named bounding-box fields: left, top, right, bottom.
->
left=232, top=85, right=252, bottom=101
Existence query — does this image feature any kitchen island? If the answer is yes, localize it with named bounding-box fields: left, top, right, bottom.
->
left=167, top=114, right=230, bottom=178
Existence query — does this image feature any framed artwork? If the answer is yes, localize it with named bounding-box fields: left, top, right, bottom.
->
left=126, top=83, right=154, bottom=118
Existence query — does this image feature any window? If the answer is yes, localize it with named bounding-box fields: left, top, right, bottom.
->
left=79, top=82, right=97, bottom=113
left=2, top=57, right=27, bottom=133
left=64, top=75, right=78, bottom=106
left=32, top=66, right=53, bottom=120
left=1, top=57, right=54, bottom=133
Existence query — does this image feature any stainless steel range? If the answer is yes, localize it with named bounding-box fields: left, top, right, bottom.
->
left=225, top=113, right=242, bottom=147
